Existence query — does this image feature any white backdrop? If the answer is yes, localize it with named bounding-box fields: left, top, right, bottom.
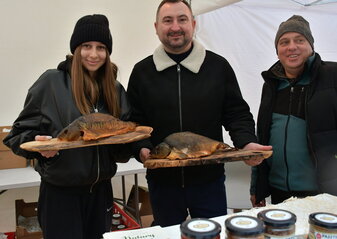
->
left=196, top=0, right=337, bottom=129
left=195, top=0, right=337, bottom=209
left=0, top=0, right=160, bottom=126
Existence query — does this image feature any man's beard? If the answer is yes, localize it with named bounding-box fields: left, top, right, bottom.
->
left=164, top=31, right=191, bottom=50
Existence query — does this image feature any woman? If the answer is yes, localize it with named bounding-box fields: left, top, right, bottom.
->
left=3, top=14, right=132, bottom=239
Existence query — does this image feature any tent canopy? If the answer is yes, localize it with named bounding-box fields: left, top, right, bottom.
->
left=189, top=0, right=337, bottom=15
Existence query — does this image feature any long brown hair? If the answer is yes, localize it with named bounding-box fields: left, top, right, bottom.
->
left=71, top=47, right=120, bottom=117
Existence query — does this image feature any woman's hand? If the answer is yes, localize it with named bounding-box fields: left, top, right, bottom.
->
left=35, top=135, right=59, bottom=158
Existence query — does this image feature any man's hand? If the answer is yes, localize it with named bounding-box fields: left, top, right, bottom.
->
left=35, top=135, right=59, bottom=158
left=243, top=142, right=272, bottom=166
left=139, top=148, right=151, bottom=163
left=250, top=194, right=266, bottom=207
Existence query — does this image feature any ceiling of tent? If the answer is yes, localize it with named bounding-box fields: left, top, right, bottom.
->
left=291, top=0, right=337, bottom=5
left=188, top=0, right=241, bottom=15
left=189, top=0, right=337, bottom=15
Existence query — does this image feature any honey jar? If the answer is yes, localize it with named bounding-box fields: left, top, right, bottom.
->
left=112, top=213, right=122, bottom=225
left=180, top=218, right=221, bottom=239
left=111, top=213, right=122, bottom=231
left=225, top=215, right=264, bottom=239
left=308, top=212, right=337, bottom=239
left=258, top=209, right=296, bottom=239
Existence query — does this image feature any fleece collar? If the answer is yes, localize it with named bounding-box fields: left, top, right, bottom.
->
left=153, top=40, right=206, bottom=73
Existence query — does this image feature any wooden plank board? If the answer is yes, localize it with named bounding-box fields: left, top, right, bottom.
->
left=144, top=149, right=272, bottom=169
left=20, top=126, right=152, bottom=152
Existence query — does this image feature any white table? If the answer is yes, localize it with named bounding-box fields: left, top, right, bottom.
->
left=104, top=194, right=337, bottom=238
left=0, top=158, right=145, bottom=190
left=0, top=166, right=41, bottom=191
left=0, top=158, right=146, bottom=222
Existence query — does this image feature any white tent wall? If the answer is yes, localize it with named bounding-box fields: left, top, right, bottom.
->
left=196, top=0, right=337, bottom=126
left=195, top=0, right=337, bottom=210
left=0, top=0, right=160, bottom=232
left=0, top=0, right=160, bottom=126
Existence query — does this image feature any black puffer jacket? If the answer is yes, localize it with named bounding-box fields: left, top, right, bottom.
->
left=255, top=53, right=337, bottom=202
left=3, top=57, right=132, bottom=188
left=127, top=40, right=257, bottom=186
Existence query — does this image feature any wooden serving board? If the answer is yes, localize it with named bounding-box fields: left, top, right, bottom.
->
left=20, top=126, right=153, bottom=152
left=144, top=149, right=272, bottom=169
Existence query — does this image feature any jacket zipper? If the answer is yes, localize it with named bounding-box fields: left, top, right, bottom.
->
left=90, top=106, right=100, bottom=192
left=90, top=147, right=100, bottom=193
left=284, top=86, right=294, bottom=191
left=304, top=86, right=319, bottom=190
left=177, top=64, right=183, bottom=131
left=297, top=86, right=305, bottom=116
left=177, top=64, right=185, bottom=188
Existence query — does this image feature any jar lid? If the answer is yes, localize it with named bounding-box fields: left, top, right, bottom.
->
left=258, top=209, right=296, bottom=227
left=112, top=213, right=121, bottom=219
left=309, top=212, right=337, bottom=229
left=180, top=218, right=221, bottom=239
left=225, top=216, right=264, bottom=236
left=117, top=224, right=127, bottom=230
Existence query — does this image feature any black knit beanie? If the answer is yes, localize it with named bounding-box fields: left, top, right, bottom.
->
left=70, top=14, right=112, bottom=55
left=275, top=15, right=314, bottom=51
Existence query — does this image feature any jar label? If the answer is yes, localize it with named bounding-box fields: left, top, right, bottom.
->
left=265, top=210, right=292, bottom=221
left=230, top=217, right=258, bottom=229
left=309, top=230, right=337, bottom=239
left=315, top=214, right=337, bottom=224
left=265, top=235, right=296, bottom=239
left=187, top=219, right=216, bottom=232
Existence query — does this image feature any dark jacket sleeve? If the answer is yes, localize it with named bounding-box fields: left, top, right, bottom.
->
left=3, top=80, right=50, bottom=160
left=126, top=66, right=153, bottom=162
left=221, top=62, right=257, bottom=148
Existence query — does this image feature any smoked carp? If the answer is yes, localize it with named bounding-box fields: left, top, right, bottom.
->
left=150, top=132, right=232, bottom=160
left=57, top=113, right=137, bottom=141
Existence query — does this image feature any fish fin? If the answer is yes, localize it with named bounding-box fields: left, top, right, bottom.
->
left=190, top=150, right=211, bottom=158
left=167, top=148, right=188, bottom=160
left=217, top=142, right=233, bottom=151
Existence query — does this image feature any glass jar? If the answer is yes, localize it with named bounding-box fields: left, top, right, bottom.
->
left=111, top=213, right=122, bottom=231
left=308, top=212, right=337, bottom=239
left=225, top=215, right=264, bottom=239
left=258, top=209, right=296, bottom=239
left=112, top=213, right=122, bottom=225
left=180, top=218, right=221, bottom=239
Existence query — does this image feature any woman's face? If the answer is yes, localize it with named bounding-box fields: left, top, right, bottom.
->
left=80, top=41, right=107, bottom=76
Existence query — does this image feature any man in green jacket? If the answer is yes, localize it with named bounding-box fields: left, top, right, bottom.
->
left=251, top=15, right=337, bottom=207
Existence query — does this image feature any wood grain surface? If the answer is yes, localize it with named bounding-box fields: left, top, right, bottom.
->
left=20, top=126, right=152, bottom=152
left=144, top=149, right=272, bottom=169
